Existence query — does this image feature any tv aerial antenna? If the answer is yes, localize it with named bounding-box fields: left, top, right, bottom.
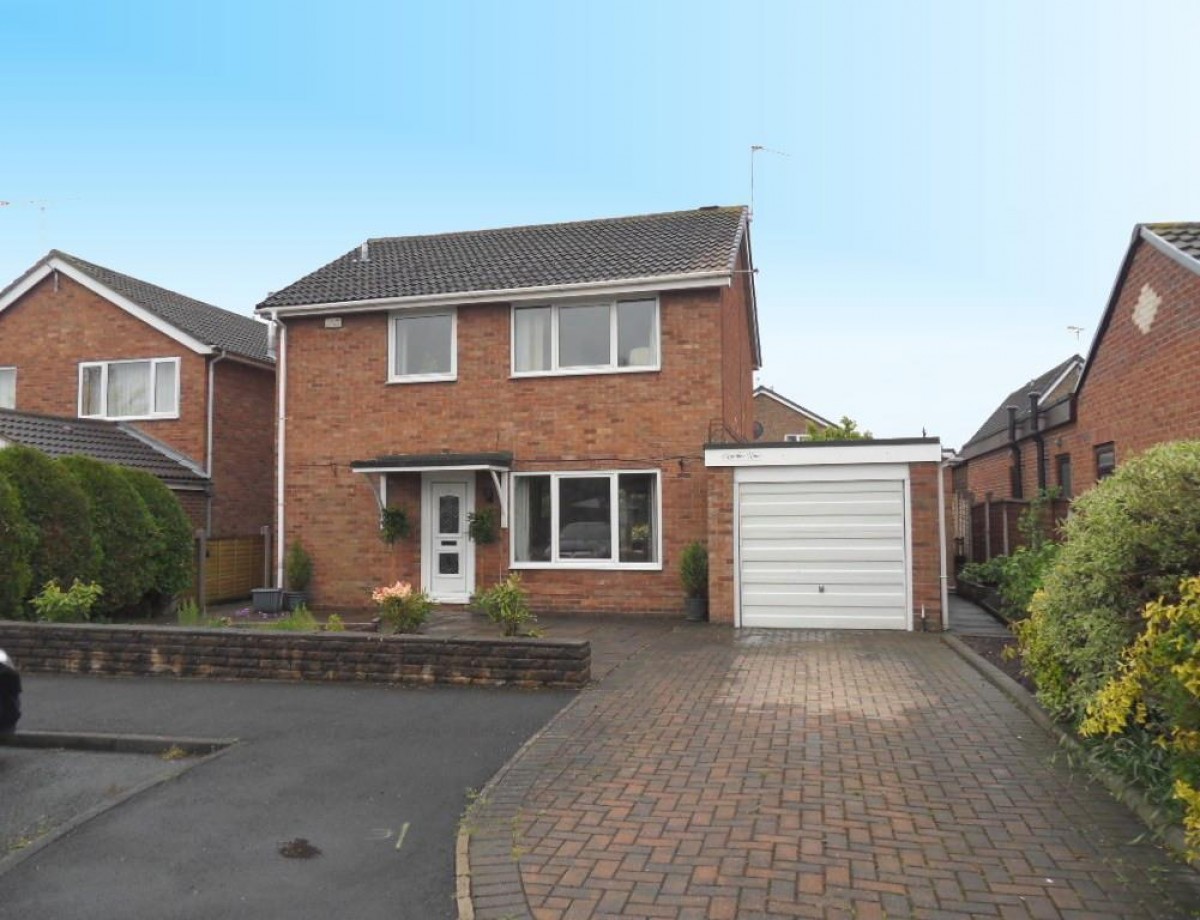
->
left=749, top=145, right=789, bottom=219
left=1067, top=325, right=1084, bottom=342
left=0, top=198, right=73, bottom=248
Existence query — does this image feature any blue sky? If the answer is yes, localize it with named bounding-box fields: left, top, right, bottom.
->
left=2, top=0, right=1198, bottom=447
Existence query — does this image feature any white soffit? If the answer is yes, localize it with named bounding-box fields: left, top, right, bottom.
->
left=705, top=441, right=942, bottom=468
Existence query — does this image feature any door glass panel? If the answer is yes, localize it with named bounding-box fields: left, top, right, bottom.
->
left=439, top=494, right=460, bottom=534
left=438, top=553, right=459, bottom=575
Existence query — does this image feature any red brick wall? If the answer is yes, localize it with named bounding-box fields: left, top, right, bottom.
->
left=1065, top=240, right=1200, bottom=491
left=909, top=461, right=944, bottom=631
left=210, top=359, right=275, bottom=538
left=281, top=289, right=731, bottom=614
left=0, top=273, right=209, bottom=464
left=753, top=394, right=824, bottom=442
left=175, top=490, right=209, bottom=534
left=705, top=470, right=735, bottom=624
left=719, top=248, right=756, bottom=442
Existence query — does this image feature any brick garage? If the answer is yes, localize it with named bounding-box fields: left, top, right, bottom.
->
left=705, top=440, right=946, bottom=630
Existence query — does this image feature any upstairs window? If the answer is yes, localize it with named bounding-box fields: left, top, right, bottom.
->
left=0, top=367, right=14, bottom=409
left=513, top=298, right=659, bottom=375
left=79, top=358, right=179, bottom=420
left=1095, top=443, right=1116, bottom=480
left=389, top=310, right=456, bottom=382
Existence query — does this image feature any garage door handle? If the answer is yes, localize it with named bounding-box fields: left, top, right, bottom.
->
left=818, top=585, right=825, bottom=593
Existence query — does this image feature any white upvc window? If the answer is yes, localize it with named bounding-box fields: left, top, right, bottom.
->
left=388, top=308, right=457, bottom=383
left=512, top=297, right=659, bottom=376
left=784, top=433, right=810, bottom=442
left=0, top=367, right=14, bottom=409
left=511, top=470, right=661, bottom=570
left=78, top=358, right=180, bottom=420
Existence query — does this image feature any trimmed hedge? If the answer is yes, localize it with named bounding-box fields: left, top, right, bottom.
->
left=0, top=445, right=98, bottom=598
left=0, top=471, right=34, bottom=617
left=57, top=455, right=157, bottom=616
left=120, top=468, right=194, bottom=600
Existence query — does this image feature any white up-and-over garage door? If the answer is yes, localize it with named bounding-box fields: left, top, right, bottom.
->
left=738, top=472, right=910, bottom=630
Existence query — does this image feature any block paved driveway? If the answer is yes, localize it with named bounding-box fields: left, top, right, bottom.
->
left=466, top=628, right=1200, bottom=919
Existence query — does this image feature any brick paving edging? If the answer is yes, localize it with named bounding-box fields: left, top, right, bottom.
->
left=0, top=621, right=589, bottom=689
left=942, top=633, right=1198, bottom=870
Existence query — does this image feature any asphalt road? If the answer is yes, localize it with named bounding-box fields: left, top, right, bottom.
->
left=0, top=674, right=574, bottom=920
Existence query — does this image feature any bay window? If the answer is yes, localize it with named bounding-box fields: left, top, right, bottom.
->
left=78, top=358, right=179, bottom=420
left=512, top=298, right=659, bottom=375
left=512, top=471, right=660, bottom=567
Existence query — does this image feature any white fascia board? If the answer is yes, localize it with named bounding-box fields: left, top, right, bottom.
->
left=1140, top=226, right=1200, bottom=278
left=705, top=441, right=943, bottom=467
left=0, top=260, right=213, bottom=355
left=1037, top=358, right=1083, bottom=405
left=263, top=271, right=731, bottom=318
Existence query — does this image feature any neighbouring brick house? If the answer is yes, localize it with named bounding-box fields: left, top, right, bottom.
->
left=950, top=222, right=1200, bottom=562
left=0, top=251, right=276, bottom=539
left=257, top=207, right=761, bottom=616
left=752, top=385, right=833, bottom=441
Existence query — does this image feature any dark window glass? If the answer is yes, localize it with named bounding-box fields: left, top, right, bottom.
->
left=1056, top=454, right=1072, bottom=498
left=1095, top=443, right=1116, bottom=480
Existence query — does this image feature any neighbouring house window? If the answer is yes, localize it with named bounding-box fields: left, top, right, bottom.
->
left=1055, top=454, right=1073, bottom=498
left=783, top=433, right=809, bottom=442
left=78, top=358, right=179, bottom=420
left=512, top=298, right=659, bottom=375
left=512, top=471, right=660, bottom=567
left=1095, top=443, right=1116, bottom=480
left=389, top=310, right=456, bottom=382
left=0, top=367, right=14, bottom=409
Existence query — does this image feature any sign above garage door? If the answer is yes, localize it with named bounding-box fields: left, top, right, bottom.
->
left=705, top=440, right=946, bottom=631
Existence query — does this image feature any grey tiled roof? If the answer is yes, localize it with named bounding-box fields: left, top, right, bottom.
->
left=0, top=409, right=207, bottom=487
left=258, top=207, right=748, bottom=309
left=963, top=356, right=1083, bottom=448
left=48, top=251, right=272, bottom=363
left=1145, top=223, right=1200, bottom=261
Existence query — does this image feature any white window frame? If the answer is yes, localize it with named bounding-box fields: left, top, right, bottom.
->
left=783, top=433, right=810, bottom=442
left=387, top=308, right=458, bottom=384
left=510, top=469, right=663, bottom=571
left=510, top=297, right=660, bottom=378
left=0, top=366, right=14, bottom=410
left=77, top=357, right=181, bottom=421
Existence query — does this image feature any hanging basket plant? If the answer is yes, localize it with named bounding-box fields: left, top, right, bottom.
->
left=379, top=506, right=413, bottom=544
left=467, top=506, right=499, bottom=544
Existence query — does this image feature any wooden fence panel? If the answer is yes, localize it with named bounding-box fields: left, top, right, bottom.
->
left=183, top=536, right=266, bottom=604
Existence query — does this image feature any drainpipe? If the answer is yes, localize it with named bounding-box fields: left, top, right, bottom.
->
left=1028, top=391, right=1046, bottom=493
left=205, top=348, right=228, bottom=537
left=1007, top=405, right=1022, bottom=500
left=272, top=312, right=287, bottom=589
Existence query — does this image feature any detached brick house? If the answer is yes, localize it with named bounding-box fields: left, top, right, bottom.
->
left=752, top=385, right=833, bottom=441
left=258, top=207, right=760, bottom=615
left=0, top=251, right=275, bottom=538
left=951, top=222, right=1200, bottom=561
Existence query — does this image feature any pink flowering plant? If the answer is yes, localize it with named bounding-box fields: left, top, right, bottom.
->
left=372, top=580, right=434, bottom=633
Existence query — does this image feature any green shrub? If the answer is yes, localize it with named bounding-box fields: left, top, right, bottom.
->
left=472, top=573, right=539, bottom=637
left=958, top=556, right=1005, bottom=587
left=0, top=472, right=35, bottom=617
left=30, top=579, right=104, bottom=623
left=0, top=446, right=98, bottom=602
left=679, top=542, right=708, bottom=598
left=1017, top=441, right=1200, bottom=724
left=1080, top=576, right=1200, bottom=856
left=120, top=468, right=194, bottom=600
left=371, top=580, right=434, bottom=633
left=323, top=613, right=345, bottom=632
left=286, top=541, right=313, bottom=592
left=265, top=604, right=318, bottom=631
left=58, top=456, right=157, bottom=616
left=467, top=507, right=499, bottom=544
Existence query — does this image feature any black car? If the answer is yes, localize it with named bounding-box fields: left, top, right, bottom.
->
left=0, top=649, right=20, bottom=733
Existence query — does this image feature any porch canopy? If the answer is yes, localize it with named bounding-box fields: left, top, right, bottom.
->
left=350, top=452, right=513, bottom=526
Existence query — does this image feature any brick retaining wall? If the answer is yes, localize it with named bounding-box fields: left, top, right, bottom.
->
left=0, top=622, right=589, bottom=689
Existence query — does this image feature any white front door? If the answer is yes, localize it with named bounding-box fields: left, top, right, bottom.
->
left=423, top=475, right=473, bottom=602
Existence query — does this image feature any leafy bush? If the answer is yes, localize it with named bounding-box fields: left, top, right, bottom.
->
left=472, top=573, right=539, bottom=637
left=120, top=468, right=195, bottom=601
left=0, top=472, right=35, bottom=617
left=286, top=541, right=313, bottom=592
left=265, top=604, right=318, bottom=631
left=0, top=446, right=98, bottom=601
left=467, top=507, right=499, bottom=544
left=323, top=613, right=345, bottom=632
left=1017, top=441, right=1200, bottom=724
left=1080, top=576, right=1200, bottom=856
left=58, top=456, right=157, bottom=616
left=958, top=556, right=1005, bottom=587
left=379, top=507, right=412, bottom=544
left=372, top=581, right=434, bottom=633
left=30, top=580, right=104, bottom=623
left=679, top=542, right=708, bottom=598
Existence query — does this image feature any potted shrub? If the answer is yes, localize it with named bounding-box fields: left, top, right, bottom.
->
left=680, top=541, right=708, bottom=622
left=284, top=541, right=313, bottom=610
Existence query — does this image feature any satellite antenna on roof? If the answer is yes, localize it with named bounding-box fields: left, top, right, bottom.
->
left=1067, top=325, right=1084, bottom=341
left=0, top=198, right=74, bottom=249
left=749, top=145, right=789, bottom=220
